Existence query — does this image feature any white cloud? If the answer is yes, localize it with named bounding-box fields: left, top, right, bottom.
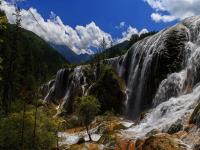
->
left=0, top=1, right=112, bottom=54
left=115, top=21, right=126, bottom=29
left=145, top=0, right=200, bottom=23
left=116, top=26, right=149, bottom=43
left=151, top=13, right=176, bottom=23
left=139, top=28, right=149, bottom=35
left=0, top=1, right=149, bottom=54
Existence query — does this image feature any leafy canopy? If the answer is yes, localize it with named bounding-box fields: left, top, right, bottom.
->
left=75, top=95, right=100, bottom=126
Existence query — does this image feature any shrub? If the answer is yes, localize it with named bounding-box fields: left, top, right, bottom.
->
left=75, top=95, right=100, bottom=141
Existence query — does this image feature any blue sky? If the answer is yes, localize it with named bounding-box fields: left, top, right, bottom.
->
left=20, top=0, right=176, bottom=38
left=2, top=0, right=200, bottom=54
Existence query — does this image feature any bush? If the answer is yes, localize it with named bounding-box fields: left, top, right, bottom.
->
left=75, top=95, right=100, bottom=141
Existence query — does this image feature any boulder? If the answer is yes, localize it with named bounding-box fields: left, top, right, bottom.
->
left=189, top=102, right=200, bottom=127
left=146, top=129, right=160, bottom=137
left=167, top=119, right=183, bottom=134
left=141, top=133, right=188, bottom=150
left=115, top=138, right=135, bottom=150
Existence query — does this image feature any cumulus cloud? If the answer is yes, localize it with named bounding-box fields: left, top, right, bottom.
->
left=151, top=13, right=176, bottom=23
left=116, top=26, right=148, bottom=43
left=0, top=1, right=149, bottom=54
left=145, top=0, right=200, bottom=23
left=0, top=1, right=112, bottom=54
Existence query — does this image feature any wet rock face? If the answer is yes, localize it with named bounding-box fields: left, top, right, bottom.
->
left=42, top=66, right=89, bottom=115
left=108, top=24, right=189, bottom=119
left=107, top=15, right=200, bottom=120
left=41, top=65, right=126, bottom=115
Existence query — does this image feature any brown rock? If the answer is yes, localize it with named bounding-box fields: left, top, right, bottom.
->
left=172, top=131, right=188, bottom=140
left=69, top=143, right=103, bottom=150
left=135, top=139, right=145, bottom=150
left=141, top=133, right=187, bottom=150
left=115, top=138, right=135, bottom=150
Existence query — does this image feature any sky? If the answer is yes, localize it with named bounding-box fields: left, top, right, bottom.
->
left=1, top=0, right=200, bottom=54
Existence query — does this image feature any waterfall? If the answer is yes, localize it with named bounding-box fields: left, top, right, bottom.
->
left=107, top=16, right=200, bottom=119
left=118, top=17, right=200, bottom=142
left=123, top=83, right=200, bottom=139
left=42, top=66, right=89, bottom=115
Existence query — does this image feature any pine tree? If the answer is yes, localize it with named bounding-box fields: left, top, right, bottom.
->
left=99, top=37, right=108, bottom=59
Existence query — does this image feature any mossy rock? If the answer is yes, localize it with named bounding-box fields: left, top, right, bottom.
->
left=189, top=102, right=200, bottom=127
left=146, top=129, right=160, bottom=137
left=142, top=133, right=187, bottom=150
left=113, top=123, right=127, bottom=131
left=167, top=119, right=183, bottom=134
left=98, top=134, right=116, bottom=147
left=97, top=121, right=125, bottom=135
left=89, top=65, right=126, bottom=114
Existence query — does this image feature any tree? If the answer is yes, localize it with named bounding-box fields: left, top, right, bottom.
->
left=0, top=57, right=2, bottom=80
left=75, top=96, right=100, bottom=141
left=99, top=37, right=108, bottom=60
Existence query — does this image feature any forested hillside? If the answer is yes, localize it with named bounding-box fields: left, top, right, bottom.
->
left=0, top=11, right=67, bottom=150
left=0, top=11, right=66, bottom=110
left=90, top=31, right=157, bottom=63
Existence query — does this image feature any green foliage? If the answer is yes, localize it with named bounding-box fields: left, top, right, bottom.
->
left=89, top=64, right=125, bottom=114
left=62, top=63, right=77, bottom=69
left=75, top=95, right=100, bottom=127
left=0, top=10, right=8, bottom=30
left=0, top=13, right=67, bottom=113
left=65, top=115, right=81, bottom=129
left=75, top=95, right=100, bottom=141
left=0, top=103, right=61, bottom=150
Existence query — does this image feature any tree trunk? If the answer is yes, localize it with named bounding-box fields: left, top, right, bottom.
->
left=21, top=99, right=26, bottom=150
left=56, top=125, right=59, bottom=150
left=86, top=125, right=92, bottom=141
left=33, top=92, right=38, bottom=148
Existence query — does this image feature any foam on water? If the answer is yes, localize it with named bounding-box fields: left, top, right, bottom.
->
left=123, top=84, right=200, bottom=139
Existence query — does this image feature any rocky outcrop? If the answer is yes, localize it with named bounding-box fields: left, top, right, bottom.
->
left=141, top=133, right=188, bottom=150
left=41, top=65, right=126, bottom=116
left=89, top=65, right=126, bottom=114
left=42, top=67, right=86, bottom=115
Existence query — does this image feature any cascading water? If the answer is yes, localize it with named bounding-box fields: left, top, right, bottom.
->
left=123, top=83, right=200, bottom=139
left=107, top=16, right=200, bottom=120
left=42, top=66, right=89, bottom=115
left=108, top=16, right=200, bottom=146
